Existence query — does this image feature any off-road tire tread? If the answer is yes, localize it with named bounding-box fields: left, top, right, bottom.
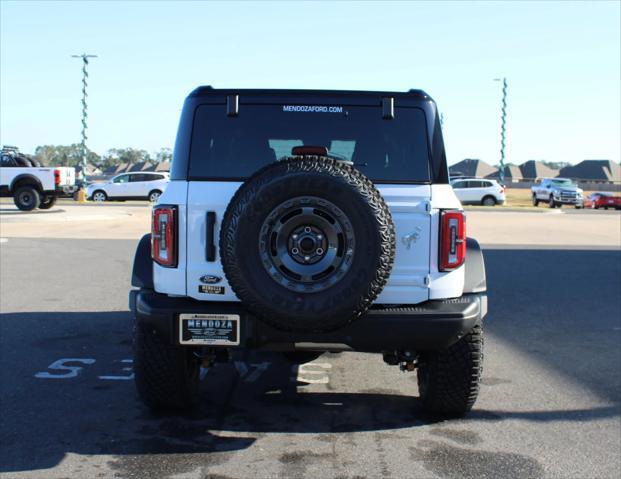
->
left=220, top=156, right=395, bottom=332
left=417, top=324, right=483, bottom=416
left=133, top=323, right=200, bottom=410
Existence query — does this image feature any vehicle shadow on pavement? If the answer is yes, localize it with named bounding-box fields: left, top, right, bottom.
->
left=0, top=207, right=65, bottom=214
left=483, top=248, right=621, bottom=403
left=0, top=310, right=429, bottom=474
left=1, top=308, right=620, bottom=474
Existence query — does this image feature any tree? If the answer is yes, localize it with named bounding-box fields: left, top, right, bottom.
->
left=155, top=147, right=172, bottom=163
left=102, top=148, right=151, bottom=167
left=34, top=144, right=100, bottom=167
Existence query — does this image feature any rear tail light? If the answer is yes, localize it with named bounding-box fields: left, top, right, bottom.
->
left=152, top=205, right=177, bottom=267
left=439, top=210, right=466, bottom=271
left=54, top=169, right=61, bottom=185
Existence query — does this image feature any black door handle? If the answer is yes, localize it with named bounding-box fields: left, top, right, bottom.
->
left=206, top=212, right=216, bottom=261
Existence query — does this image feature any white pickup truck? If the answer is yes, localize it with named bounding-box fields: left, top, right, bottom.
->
left=0, top=150, right=75, bottom=210
left=531, top=177, right=584, bottom=209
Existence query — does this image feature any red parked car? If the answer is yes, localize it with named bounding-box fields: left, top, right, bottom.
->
left=584, top=192, right=621, bottom=210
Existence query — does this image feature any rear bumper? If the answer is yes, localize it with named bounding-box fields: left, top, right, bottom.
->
left=130, top=290, right=487, bottom=353
left=44, top=185, right=73, bottom=197
left=61, top=185, right=78, bottom=193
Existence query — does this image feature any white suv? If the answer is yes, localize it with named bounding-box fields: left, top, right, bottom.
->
left=87, top=171, right=169, bottom=202
left=451, top=178, right=505, bottom=206
left=129, top=88, right=488, bottom=417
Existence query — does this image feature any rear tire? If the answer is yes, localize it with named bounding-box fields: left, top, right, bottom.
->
left=13, top=186, right=41, bottom=211
left=481, top=195, right=496, bottom=206
left=417, top=324, right=483, bottom=417
left=532, top=195, right=539, bottom=207
left=148, top=190, right=162, bottom=203
left=92, top=190, right=107, bottom=202
left=133, top=323, right=201, bottom=410
left=39, top=196, right=58, bottom=210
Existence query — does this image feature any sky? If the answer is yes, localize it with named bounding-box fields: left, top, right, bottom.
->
left=1, top=1, right=619, bottom=166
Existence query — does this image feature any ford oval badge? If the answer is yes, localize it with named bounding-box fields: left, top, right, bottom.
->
left=200, top=275, right=222, bottom=284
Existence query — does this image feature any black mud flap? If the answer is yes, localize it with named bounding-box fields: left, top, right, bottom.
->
left=131, top=234, right=154, bottom=290
left=463, top=237, right=486, bottom=294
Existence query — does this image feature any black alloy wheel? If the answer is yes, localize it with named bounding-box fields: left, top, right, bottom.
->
left=259, top=196, right=355, bottom=294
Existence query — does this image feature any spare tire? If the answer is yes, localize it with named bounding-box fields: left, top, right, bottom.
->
left=220, top=156, right=395, bottom=332
left=14, top=155, right=32, bottom=167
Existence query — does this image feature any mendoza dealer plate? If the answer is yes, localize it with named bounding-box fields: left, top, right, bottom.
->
left=179, top=313, right=240, bottom=346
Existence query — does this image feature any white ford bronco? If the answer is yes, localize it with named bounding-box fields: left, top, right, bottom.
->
left=130, top=87, right=488, bottom=417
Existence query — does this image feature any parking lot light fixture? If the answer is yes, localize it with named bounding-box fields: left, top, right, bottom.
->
left=71, top=53, right=98, bottom=186
left=494, top=77, right=508, bottom=186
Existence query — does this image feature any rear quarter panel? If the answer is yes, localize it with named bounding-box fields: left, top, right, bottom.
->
left=153, top=181, right=188, bottom=295
left=4, top=168, right=54, bottom=191
left=428, top=184, right=465, bottom=299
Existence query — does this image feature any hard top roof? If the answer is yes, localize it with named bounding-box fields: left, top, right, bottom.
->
left=188, top=86, right=432, bottom=101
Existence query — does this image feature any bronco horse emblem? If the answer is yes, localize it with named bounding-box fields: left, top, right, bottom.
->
left=401, top=226, right=422, bottom=250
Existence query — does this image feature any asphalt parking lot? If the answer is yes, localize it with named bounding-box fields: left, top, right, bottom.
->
left=1, top=204, right=620, bottom=478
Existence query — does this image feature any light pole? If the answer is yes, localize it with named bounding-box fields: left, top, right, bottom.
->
left=494, top=77, right=508, bottom=185
left=71, top=53, right=97, bottom=185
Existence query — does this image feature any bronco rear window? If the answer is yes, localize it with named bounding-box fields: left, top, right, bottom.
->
left=188, top=104, right=431, bottom=182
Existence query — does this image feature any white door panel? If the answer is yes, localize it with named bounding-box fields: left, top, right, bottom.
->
left=429, top=184, right=465, bottom=299
left=153, top=181, right=188, bottom=295
left=127, top=181, right=142, bottom=197
left=375, top=185, right=431, bottom=304
left=464, top=185, right=479, bottom=202
left=471, top=187, right=485, bottom=203
left=186, top=182, right=243, bottom=301
left=108, top=183, right=126, bottom=197
left=138, top=181, right=151, bottom=196
left=108, top=175, right=130, bottom=197
left=142, top=181, right=153, bottom=196
left=185, top=182, right=432, bottom=305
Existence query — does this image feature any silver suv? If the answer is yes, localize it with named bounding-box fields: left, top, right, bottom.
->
left=451, top=178, right=506, bottom=206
